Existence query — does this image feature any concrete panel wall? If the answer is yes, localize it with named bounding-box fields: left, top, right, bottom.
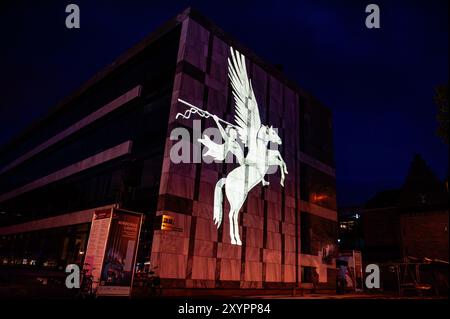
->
left=152, top=16, right=337, bottom=289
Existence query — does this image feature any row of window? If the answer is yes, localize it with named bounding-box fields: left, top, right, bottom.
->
left=0, top=223, right=90, bottom=269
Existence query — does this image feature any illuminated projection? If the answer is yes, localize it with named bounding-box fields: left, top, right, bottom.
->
left=176, top=47, right=288, bottom=245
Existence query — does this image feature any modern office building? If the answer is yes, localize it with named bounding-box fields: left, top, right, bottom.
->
left=337, top=205, right=364, bottom=252
left=0, top=8, right=337, bottom=292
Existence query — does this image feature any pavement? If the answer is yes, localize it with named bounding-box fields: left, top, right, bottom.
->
left=241, top=292, right=448, bottom=299
left=1, top=267, right=447, bottom=299
left=1, top=282, right=446, bottom=299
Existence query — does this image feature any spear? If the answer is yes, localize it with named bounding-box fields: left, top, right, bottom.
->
left=176, top=98, right=236, bottom=127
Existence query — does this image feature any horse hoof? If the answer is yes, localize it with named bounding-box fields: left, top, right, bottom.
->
left=236, top=239, right=242, bottom=245
left=231, top=239, right=237, bottom=245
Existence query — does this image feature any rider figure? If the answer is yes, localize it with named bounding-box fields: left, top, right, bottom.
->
left=211, top=115, right=269, bottom=187
left=211, top=114, right=243, bottom=165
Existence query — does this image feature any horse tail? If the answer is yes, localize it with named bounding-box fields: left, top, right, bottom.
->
left=213, top=178, right=226, bottom=228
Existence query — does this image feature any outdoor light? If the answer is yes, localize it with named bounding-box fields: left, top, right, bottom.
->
left=355, top=213, right=360, bottom=219
left=312, top=194, right=328, bottom=202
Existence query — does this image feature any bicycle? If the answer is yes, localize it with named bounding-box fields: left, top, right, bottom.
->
left=143, top=266, right=162, bottom=297
left=76, top=263, right=97, bottom=299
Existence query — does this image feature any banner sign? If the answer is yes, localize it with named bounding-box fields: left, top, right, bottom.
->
left=96, top=209, right=143, bottom=296
left=83, top=208, right=113, bottom=290
left=353, top=250, right=364, bottom=291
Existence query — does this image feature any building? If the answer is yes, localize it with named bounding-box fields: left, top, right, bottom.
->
left=0, top=8, right=337, bottom=293
left=360, top=155, right=448, bottom=263
left=336, top=155, right=448, bottom=293
left=337, top=155, right=448, bottom=265
left=360, top=189, right=402, bottom=263
left=337, top=205, right=364, bottom=252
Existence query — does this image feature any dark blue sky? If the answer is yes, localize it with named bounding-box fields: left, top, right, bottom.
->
left=0, top=0, right=448, bottom=206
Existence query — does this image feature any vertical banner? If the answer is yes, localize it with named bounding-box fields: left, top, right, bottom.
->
left=96, top=209, right=143, bottom=296
left=353, top=250, right=364, bottom=291
left=83, top=208, right=113, bottom=290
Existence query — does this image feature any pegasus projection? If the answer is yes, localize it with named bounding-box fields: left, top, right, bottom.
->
left=176, top=47, right=288, bottom=245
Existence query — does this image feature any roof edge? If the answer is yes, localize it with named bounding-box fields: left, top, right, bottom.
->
left=0, top=8, right=189, bottom=154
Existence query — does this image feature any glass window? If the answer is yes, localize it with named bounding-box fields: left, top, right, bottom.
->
left=301, top=266, right=316, bottom=283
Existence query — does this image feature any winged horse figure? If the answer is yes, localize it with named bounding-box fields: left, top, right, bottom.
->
left=177, top=47, right=288, bottom=245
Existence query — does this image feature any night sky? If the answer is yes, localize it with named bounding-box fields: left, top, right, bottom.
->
left=0, top=0, right=448, bottom=206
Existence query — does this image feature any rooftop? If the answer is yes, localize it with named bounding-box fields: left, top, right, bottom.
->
left=0, top=7, right=328, bottom=156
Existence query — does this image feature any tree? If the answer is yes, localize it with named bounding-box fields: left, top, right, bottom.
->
left=434, top=84, right=449, bottom=144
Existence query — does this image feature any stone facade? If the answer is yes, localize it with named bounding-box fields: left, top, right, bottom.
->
left=151, top=11, right=337, bottom=289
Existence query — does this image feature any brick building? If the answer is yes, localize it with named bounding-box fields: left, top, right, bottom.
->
left=356, top=155, right=448, bottom=263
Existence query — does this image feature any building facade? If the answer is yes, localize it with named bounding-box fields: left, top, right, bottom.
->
left=358, top=155, right=449, bottom=264
left=0, top=8, right=337, bottom=291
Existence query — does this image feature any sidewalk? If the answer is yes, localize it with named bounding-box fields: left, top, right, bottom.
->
left=242, top=292, right=448, bottom=299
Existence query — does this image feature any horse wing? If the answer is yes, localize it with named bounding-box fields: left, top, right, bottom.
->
left=228, top=47, right=262, bottom=147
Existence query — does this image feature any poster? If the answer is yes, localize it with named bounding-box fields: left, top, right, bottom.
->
left=96, top=209, right=142, bottom=296
left=83, top=208, right=113, bottom=290
left=353, top=250, right=364, bottom=291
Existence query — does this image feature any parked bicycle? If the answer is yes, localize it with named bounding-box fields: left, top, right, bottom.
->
left=142, top=264, right=162, bottom=297
left=76, top=263, right=97, bottom=299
